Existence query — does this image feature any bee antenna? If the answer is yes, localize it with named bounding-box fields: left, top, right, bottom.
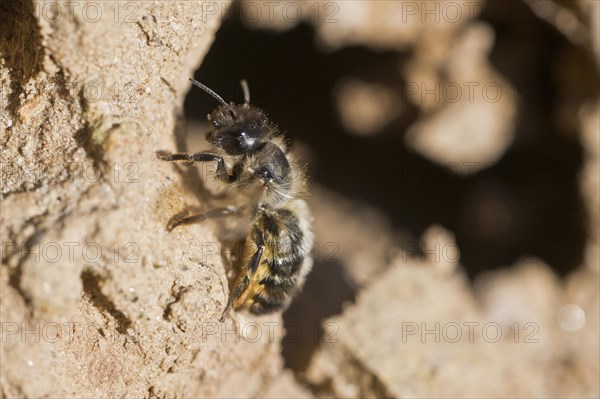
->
left=189, top=78, right=231, bottom=109
left=240, top=79, right=250, bottom=104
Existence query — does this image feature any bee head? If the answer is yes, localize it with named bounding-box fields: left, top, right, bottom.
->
left=206, top=106, right=272, bottom=155
left=188, top=78, right=277, bottom=156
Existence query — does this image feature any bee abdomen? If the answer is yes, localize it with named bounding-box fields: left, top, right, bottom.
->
left=259, top=275, right=297, bottom=289
left=250, top=291, right=289, bottom=314
left=250, top=260, right=305, bottom=315
left=265, top=255, right=304, bottom=276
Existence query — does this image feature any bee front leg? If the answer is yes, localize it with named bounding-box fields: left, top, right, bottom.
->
left=156, top=151, right=236, bottom=183
left=219, top=238, right=264, bottom=322
left=167, top=206, right=241, bottom=231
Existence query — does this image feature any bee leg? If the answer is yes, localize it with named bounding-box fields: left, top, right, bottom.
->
left=167, top=206, right=240, bottom=231
left=156, top=151, right=236, bottom=183
left=219, top=275, right=249, bottom=323
left=219, top=240, right=264, bottom=322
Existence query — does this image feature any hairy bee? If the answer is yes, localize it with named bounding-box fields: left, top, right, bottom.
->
left=157, top=79, right=313, bottom=322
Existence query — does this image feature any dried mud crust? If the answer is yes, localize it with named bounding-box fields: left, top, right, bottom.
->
left=0, top=1, right=305, bottom=398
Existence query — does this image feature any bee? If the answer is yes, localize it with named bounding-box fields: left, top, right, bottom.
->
left=157, top=78, right=314, bottom=322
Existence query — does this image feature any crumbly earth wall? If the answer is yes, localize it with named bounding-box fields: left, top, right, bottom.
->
left=0, top=1, right=307, bottom=397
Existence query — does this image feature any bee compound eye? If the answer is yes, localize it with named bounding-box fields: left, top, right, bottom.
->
left=257, top=167, right=273, bottom=181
